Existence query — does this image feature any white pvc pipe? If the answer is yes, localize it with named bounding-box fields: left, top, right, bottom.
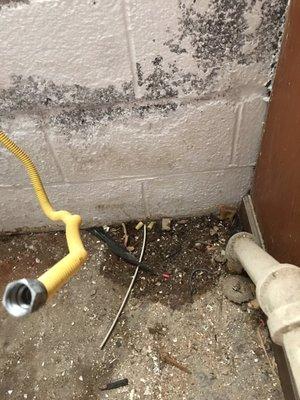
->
left=283, top=328, right=300, bottom=397
left=226, top=232, right=300, bottom=400
left=232, top=236, right=279, bottom=284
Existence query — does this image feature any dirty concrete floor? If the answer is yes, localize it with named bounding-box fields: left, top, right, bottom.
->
left=0, top=216, right=284, bottom=400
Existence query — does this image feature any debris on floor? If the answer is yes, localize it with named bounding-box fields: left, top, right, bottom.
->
left=159, top=350, right=191, bottom=375
left=218, top=204, right=237, bottom=221
left=135, top=221, right=144, bottom=231
left=147, top=221, right=155, bottom=231
left=248, top=298, right=260, bottom=310
left=0, top=215, right=284, bottom=400
left=89, top=226, right=153, bottom=275
left=100, top=378, right=129, bottom=391
left=221, top=275, right=255, bottom=304
left=161, top=218, right=172, bottom=231
left=121, top=223, right=129, bottom=247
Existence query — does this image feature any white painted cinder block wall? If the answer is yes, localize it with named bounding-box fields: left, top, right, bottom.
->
left=0, top=0, right=287, bottom=231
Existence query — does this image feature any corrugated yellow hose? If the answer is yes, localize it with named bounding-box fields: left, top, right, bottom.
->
left=0, top=130, right=88, bottom=316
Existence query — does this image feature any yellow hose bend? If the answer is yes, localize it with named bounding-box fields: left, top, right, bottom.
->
left=0, top=130, right=88, bottom=297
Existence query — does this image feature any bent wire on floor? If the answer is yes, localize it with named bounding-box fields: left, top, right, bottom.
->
left=100, top=224, right=147, bottom=349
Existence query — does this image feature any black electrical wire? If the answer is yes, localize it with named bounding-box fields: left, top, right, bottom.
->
left=89, top=227, right=157, bottom=275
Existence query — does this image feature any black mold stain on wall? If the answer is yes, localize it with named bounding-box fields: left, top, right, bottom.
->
left=0, top=75, right=135, bottom=113
left=254, top=0, right=288, bottom=60
left=137, top=0, right=288, bottom=100
left=0, top=75, right=179, bottom=134
left=142, top=56, right=179, bottom=100
left=136, top=56, right=220, bottom=100
left=166, top=0, right=287, bottom=67
left=50, top=102, right=178, bottom=135
left=0, top=0, right=288, bottom=129
left=172, top=0, right=249, bottom=68
left=0, top=0, right=29, bottom=9
left=136, top=63, right=144, bottom=87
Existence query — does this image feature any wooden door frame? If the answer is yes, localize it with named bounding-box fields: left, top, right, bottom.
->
left=246, top=1, right=300, bottom=398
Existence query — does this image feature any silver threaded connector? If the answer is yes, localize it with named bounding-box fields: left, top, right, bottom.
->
left=3, top=279, right=47, bottom=317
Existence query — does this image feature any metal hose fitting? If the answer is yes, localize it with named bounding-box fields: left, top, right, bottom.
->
left=3, top=279, right=47, bottom=317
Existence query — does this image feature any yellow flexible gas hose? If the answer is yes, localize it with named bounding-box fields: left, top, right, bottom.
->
left=0, top=130, right=88, bottom=298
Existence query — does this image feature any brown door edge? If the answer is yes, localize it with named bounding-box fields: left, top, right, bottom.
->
left=252, top=0, right=300, bottom=266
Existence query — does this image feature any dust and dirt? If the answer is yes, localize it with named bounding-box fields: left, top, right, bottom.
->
left=0, top=216, right=284, bottom=400
left=94, top=215, right=237, bottom=309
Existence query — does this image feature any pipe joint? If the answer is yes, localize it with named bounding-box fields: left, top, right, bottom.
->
left=226, top=232, right=300, bottom=398
left=256, top=264, right=300, bottom=344
left=268, top=303, right=300, bottom=345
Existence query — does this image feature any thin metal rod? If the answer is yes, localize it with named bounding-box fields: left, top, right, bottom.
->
left=100, top=224, right=147, bottom=349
